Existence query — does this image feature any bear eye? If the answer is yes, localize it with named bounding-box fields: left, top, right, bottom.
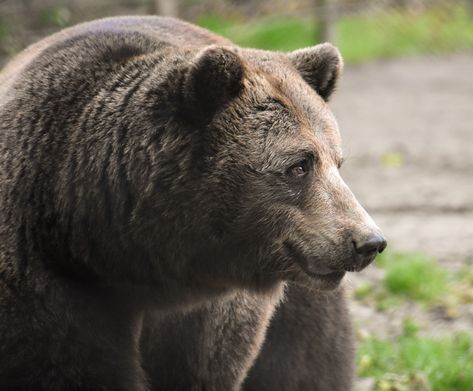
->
left=287, top=158, right=311, bottom=178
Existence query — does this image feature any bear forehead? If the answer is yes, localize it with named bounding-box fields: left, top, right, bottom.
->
left=240, top=52, right=342, bottom=153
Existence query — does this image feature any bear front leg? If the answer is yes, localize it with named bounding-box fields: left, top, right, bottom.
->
left=141, top=286, right=284, bottom=391
left=243, top=283, right=355, bottom=391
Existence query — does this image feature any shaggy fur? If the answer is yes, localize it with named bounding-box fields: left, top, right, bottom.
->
left=0, top=16, right=384, bottom=390
left=244, top=284, right=354, bottom=391
left=141, top=287, right=284, bottom=391
left=141, top=284, right=354, bottom=391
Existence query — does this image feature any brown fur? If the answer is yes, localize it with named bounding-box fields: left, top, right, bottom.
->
left=244, top=284, right=355, bottom=391
left=141, top=286, right=284, bottom=391
left=0, top=16, right=384, bottom=390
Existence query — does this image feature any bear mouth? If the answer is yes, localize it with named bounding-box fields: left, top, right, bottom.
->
left=283, top=242, right=346, bottom=289
left=296, top=261, right=346, bottom=290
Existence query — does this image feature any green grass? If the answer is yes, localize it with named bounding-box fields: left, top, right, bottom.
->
left=354, top=251, right=450, bottom=310
left=338, top=3, right=473, bottom=64
left=198, top=2, right=473, bottom=64
left=354, top=254, right=473, bottom=389
left=379, top=251, right=449, bottom=303
left=358, top=329, right=473, bottom=390
left=198, top=15, right=317, bottom=52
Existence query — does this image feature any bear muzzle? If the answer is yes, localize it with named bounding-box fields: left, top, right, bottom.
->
left=284, top=230, right=387, bottom=289
left=347, top=233, right=387, bottom=272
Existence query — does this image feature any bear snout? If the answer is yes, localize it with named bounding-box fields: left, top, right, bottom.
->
left=354, top=233, right=387, bottom=256
left=284, top=229, right=387, bottom=279
left=345, top=233, right=387, bottom=272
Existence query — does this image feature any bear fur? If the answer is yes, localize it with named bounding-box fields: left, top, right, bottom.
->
left=0, top=16, right=383, bottom=390
left=244, top=284, right=354, bottom=391
left=141, top=284, right=354, bottom=391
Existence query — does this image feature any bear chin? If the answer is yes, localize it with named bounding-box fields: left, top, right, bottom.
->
left=292, top=269, right=346, bottom=292
left=302, top=270, right=346, bottom=291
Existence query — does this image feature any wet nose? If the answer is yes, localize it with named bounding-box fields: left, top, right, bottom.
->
left=354, top=233, right=387, bottom=256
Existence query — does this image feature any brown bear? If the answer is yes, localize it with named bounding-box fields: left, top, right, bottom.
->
left=0, top=16, right=386, bottom=390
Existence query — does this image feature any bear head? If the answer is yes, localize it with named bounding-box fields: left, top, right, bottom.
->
left=128, top=43, right=386, bottom=295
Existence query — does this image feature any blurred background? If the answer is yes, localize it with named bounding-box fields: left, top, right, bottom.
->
left=1, top=0, right=472, bottom=389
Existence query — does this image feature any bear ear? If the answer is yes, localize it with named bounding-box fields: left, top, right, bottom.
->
left=183, top=46, right=244, bottom=120
left=288, top=43, right=343, bottom=101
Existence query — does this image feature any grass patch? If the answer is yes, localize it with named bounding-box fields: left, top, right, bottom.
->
left=198, top=15, right=316, bottom=52
left=354, top=251, right=450, bottom=309
left=354, top=255, right=473, bottom=389
left=354, top=281, right=403, bottom=311
left=198, top=2, right=473, bottom=64
left=358, top=329, right=473, bottom=390
left=380, top=252, right=449, bottom=304
left=337, top=2, right=473, bottom=64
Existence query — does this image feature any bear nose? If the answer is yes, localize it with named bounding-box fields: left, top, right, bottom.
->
left=354, top=233, right=387, bottom=256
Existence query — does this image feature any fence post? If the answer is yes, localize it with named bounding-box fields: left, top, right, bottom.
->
left=468, top=0, right=473, bottom=19
left=315, top=0, right=336, bottom=43
left=149, top=0, right=179, bottom=17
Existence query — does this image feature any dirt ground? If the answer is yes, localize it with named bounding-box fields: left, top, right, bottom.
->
left=333, top=52, right=473, bottom=267
left=331, top=52, right=473, bottom=339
